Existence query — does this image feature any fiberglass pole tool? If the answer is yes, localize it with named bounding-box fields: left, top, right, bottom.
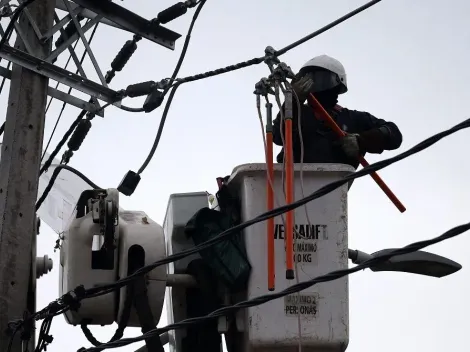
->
left=284, top=86, right=295, bottom=279
left=308, top=93, right=406, bottom=213
left=265, top=100, right=275, bottom=291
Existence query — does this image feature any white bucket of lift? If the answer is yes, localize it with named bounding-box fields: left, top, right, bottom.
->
left=228, top=163, right=354, bottom=352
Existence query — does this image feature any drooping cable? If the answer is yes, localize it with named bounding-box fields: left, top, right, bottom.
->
left=171, top=0, right=383, bottom=88
left=35, top=164, right=101, bottom=210
left=136, top=0, right=207, bottom=175
left=0, top=0, right=38, bottom=50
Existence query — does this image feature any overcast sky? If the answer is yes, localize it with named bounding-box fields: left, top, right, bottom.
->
left=2, top=0, right=470, bottom=351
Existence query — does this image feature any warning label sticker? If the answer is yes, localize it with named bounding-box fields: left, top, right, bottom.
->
left=284, top=293, right=318, bottom=316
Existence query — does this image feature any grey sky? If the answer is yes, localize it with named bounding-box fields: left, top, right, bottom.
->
left=8, top=0, right=469, bottom=350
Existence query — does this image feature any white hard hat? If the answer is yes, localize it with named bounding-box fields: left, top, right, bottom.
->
left=300, top=55, right=348, bottom=94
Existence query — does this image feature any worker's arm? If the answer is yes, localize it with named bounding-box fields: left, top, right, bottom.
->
left=351, top=110, right=403, bottom=154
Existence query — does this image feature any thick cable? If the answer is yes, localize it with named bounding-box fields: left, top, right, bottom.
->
left=137, top=83, right=179, bottom=174
left=36, top=164, right=100, bottom=210
left=173, top=0, right=382, bottom=88
left=275, top=0, right=382, bottom=56
left=81, top=221, right=470, bottom=351
left=40, top=111, right=85, bottom=175
left=136, top=0, right=206, bottom=175
left=0, top=0, right=37, bottom=50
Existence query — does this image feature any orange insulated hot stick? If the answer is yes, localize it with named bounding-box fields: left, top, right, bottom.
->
left=265, top=101, right=275, bottom=291
left=308, top=93, right=406, bottom=213
left=284, top=89, right=295, bottom=279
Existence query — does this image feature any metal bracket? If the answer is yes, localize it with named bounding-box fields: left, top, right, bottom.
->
left=0, top=44, right=121, bottom=105
left=46, top=14, right=101, bottom=63
left=67, top=0, right=181, bottom=49
left=0, top=0, right=181, bottom=50
left=43, top=2, right=82, bottom=40
left=0, top=65, right=104, bottom=115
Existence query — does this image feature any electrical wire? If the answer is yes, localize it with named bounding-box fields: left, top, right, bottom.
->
left=35, top=317, right=53, bottom=352
left=41, top=21, right=99, bottom=161
left=136, top=83, right=179, bottom=175
left=40, top=110, right=86, bottom=175
left=169, top=0, right=206, bottom=85
left=171, top=0, right=382, bottom=88
left=39, top=31, right=134, bottom=175
left=136, top=0, right=206, bottom=175
left=35, top=164, right=101, bottom=210
left=81, top=220, right=470, bottom=351
left=32, top=116, right=470, bottom=323
left=0, top=0, right=37, bottom=50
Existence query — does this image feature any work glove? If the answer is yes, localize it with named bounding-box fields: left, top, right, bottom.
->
left=338, top=133, right=361, bottom=160
left=357, top=128, right=387, bottom=153
left=338, top=128, right=387, bottom=159
left=291, top=72, right=315, bottom=102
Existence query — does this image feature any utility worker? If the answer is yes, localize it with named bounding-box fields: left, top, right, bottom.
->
left=273, top=55, right=402, bottom=169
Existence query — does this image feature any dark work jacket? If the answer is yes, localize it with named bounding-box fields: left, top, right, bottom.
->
left=272, top=103, right=402, bottom=169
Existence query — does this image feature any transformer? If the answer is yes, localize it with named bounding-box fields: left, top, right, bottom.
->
left=59, top=188, right=167, bottom=326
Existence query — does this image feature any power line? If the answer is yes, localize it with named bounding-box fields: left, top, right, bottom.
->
left=120, top=0, right=207, bottom=175
left=38, top=33, right=141, bottom=175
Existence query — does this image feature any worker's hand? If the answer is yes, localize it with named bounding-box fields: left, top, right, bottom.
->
left=291, top=72, right=314, bottom=102
left=338, top=133, right=361, bottom=160
left=357, top=128, right=387, bottom=153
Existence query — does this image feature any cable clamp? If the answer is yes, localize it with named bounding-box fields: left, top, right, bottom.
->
left=268, top=62, right=295, bottom=83
left=254, top=77, right=274, bottom=96
left=263, top=45, right=280, bottom=67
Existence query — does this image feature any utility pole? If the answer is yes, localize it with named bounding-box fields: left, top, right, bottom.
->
left=0, top=0, right=55, bottom=350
